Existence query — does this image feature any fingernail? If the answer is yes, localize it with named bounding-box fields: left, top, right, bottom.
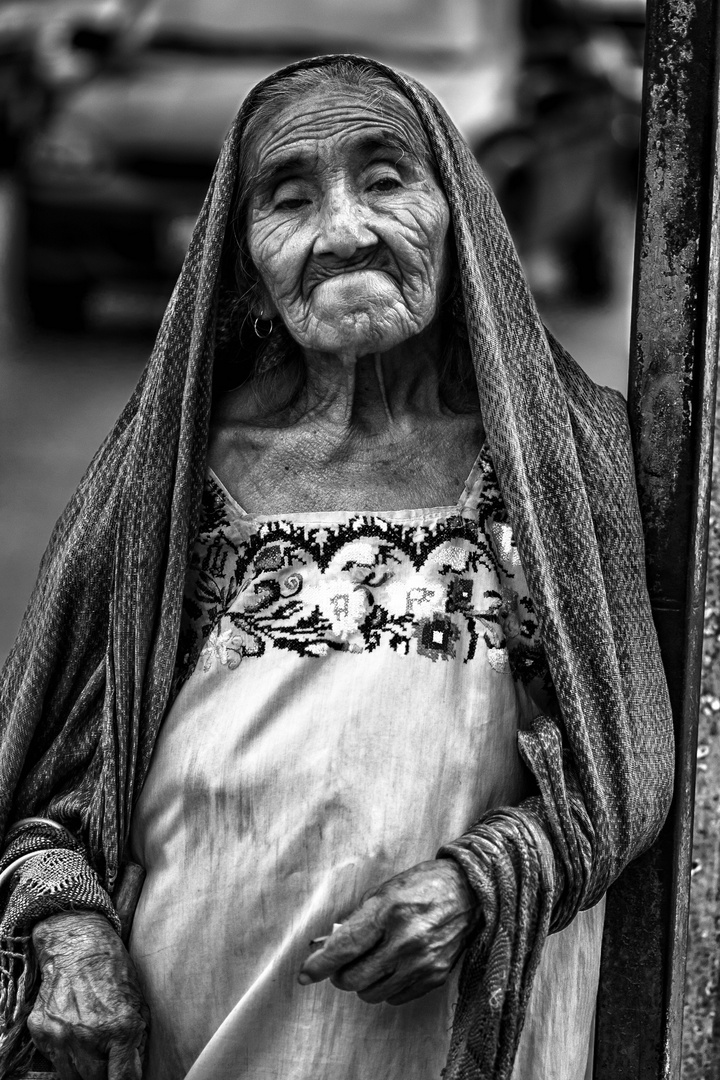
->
left=298, top=973, right=312, bottom=985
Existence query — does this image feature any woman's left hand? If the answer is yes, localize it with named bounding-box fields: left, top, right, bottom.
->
left=298, top=859, right=481, bottom=1006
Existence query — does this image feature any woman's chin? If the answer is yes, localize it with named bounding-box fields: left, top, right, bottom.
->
left=293, top=309, right=418, bottom=357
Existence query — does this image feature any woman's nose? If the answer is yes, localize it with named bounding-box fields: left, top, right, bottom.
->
left=313, top=188, right=377, bottom=259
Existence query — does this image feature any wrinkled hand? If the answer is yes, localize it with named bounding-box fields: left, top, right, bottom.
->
left=27, top=911, right=149, bottom=1080
left=298, top=859, right=481, bottom=1006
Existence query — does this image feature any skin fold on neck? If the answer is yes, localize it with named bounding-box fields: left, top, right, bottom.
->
left=275, top=321, right=459, bottom=435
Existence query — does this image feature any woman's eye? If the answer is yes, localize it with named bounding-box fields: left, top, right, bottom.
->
left=275, top=197, right=310, bottom=211
left=368, top=176, right=402, bottom=193
left=272, top=182, right=312, bottom=211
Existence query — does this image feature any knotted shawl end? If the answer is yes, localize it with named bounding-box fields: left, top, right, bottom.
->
left=440, top=804, right=556, bottom=1079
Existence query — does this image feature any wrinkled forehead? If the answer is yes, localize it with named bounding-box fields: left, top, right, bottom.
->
left=244, top=80, right=437, bottom=179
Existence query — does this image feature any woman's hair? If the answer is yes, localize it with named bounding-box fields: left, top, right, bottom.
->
left=213, top=59, right=475, bottom=414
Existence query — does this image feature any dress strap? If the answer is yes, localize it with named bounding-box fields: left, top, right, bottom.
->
left=457, top=442, right=493, bottom=515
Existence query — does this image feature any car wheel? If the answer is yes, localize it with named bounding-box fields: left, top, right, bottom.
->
left=24, top=278, right=89, bottom=331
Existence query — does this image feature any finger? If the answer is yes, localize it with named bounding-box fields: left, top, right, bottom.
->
left=384, top=975, right=446, bottom=1007
left=108, top=1044, right=143, bottom=1080
left=351, top=954, right=446, bottom=1004
left=358, top=882, right=381, bottom=906
left=330, top=946, right=399, bottom=993
left=329, top=919, right=441, bottom=994
left=69, top=1045, right=108, bottom=1080
left=354, top=965, right=416, bottom=1004
left=43, top=1047, right=83, bottom=1080
left=356, top=962, right=446, bottom=1005
left=299, top=902, right=384, bottom=984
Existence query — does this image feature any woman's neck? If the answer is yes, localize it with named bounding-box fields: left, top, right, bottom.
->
left=209, top=323, right=485, bottom=513
left=299, top=345, right=441, bottom=435
left=235, top=322, right=479, bottom=438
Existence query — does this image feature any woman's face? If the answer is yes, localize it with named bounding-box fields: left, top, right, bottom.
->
left=245, top=83, right=451, bottom=358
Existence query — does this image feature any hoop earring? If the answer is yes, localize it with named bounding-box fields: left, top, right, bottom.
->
left=253, top=316, right=274, bottom=339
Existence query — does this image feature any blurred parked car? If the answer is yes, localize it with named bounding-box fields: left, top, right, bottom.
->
left=16, top=0, right=641, bottom=329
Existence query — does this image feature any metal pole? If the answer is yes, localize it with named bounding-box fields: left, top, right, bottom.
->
left=594, top=0, right=720, bottom=1076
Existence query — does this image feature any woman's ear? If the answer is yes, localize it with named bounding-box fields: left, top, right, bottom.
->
left=234, top=248, right=279, bottom=321
left=251, top=287, right=279, bottom=322
left=256, top=301, right=279, bottom=321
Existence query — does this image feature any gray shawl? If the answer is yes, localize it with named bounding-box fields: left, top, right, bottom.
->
left=0, top=55, right=674, bottom=1079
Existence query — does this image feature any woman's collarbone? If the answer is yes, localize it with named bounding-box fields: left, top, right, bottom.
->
left=226, top=425, right=480, bottom=514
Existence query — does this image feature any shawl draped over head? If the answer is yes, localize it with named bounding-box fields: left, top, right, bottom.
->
left=0, top=54, right=674, bottom=1080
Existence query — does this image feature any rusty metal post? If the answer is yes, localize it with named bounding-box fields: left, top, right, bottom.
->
left=593, top=0, right=720, bottom=1077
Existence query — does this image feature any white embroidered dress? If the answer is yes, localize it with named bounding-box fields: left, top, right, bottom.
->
left=129, top=446, right=604, bottom=1080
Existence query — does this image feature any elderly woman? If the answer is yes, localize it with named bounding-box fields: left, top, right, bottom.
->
left=0, top=55, right=673, bottom=1080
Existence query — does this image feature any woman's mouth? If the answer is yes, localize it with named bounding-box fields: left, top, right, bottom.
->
left=304, top=250, right=399, bottom=294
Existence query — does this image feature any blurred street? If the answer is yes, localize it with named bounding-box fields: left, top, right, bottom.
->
left=0, top=176, right=635, bottom=665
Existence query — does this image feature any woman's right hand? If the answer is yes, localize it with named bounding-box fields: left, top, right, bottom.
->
left=27, top=910, right=149, bottom=1080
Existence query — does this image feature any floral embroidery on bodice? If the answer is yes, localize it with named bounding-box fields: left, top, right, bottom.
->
left=174, top=444, right=550, bottom=697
